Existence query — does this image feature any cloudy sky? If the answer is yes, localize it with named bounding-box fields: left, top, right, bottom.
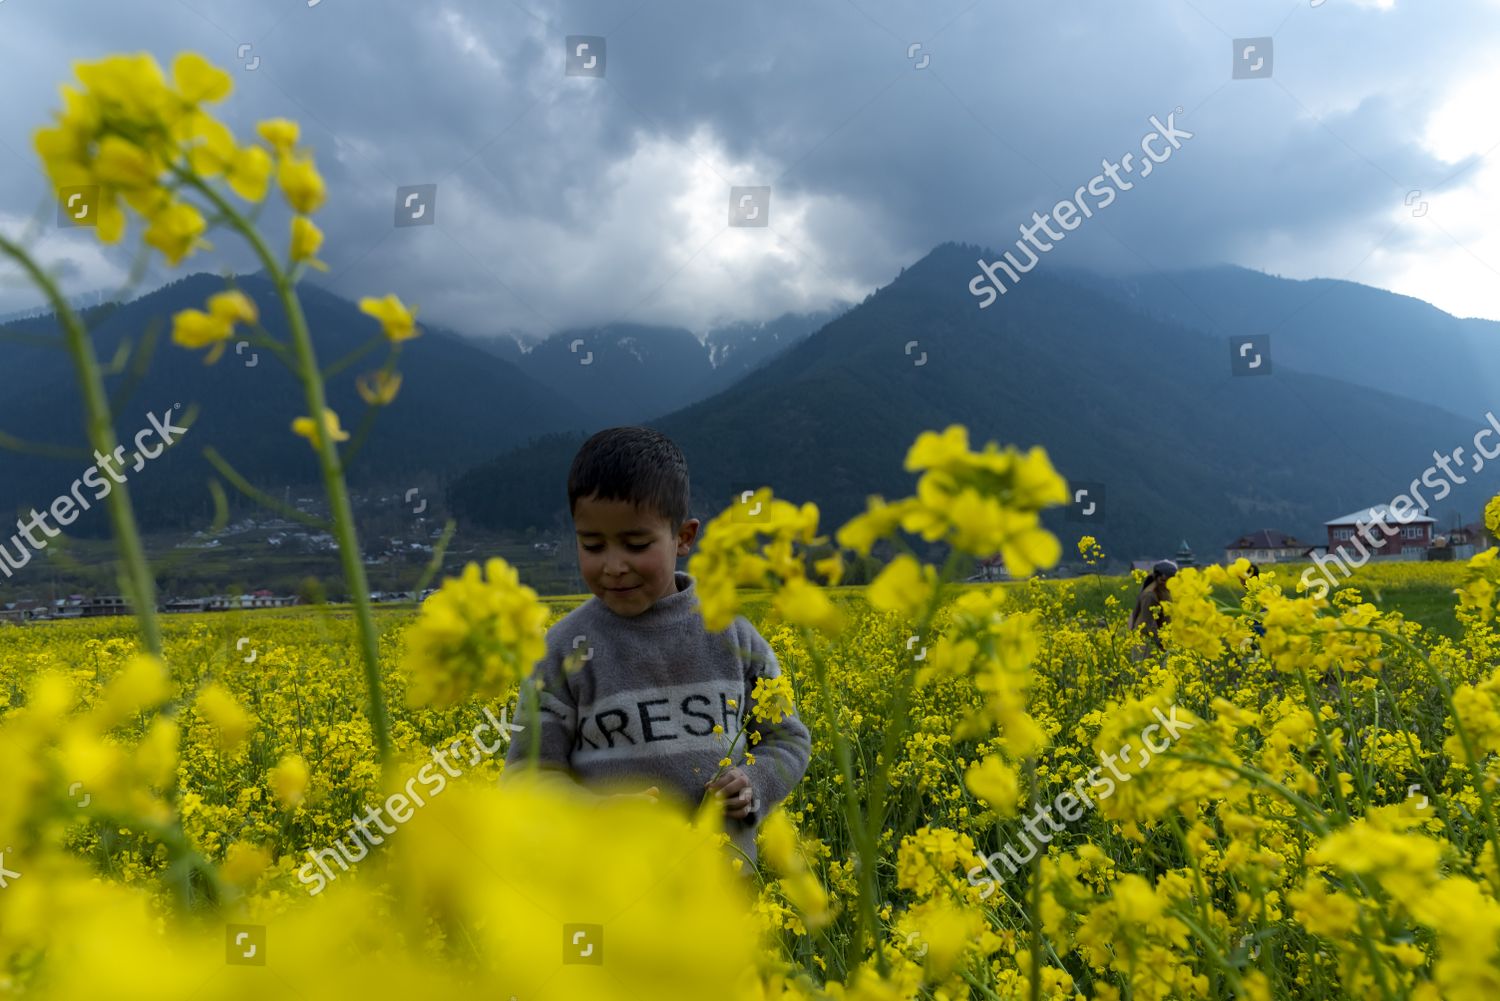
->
left=1, top=0, right=1497, bottom=340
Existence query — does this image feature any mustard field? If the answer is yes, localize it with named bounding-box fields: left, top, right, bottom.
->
left=5, top=539, right=1500, bottom=999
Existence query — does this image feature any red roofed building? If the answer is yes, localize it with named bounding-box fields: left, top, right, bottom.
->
left=1326, top=505, right=1435, bottom=562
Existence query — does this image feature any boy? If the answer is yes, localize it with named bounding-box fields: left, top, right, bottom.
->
left=502, top=426, right=811, bottom=864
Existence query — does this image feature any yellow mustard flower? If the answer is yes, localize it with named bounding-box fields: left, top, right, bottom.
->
left=170, top=309, right=230, bottom=352
left=749, top=674, right=797, bottom=725
left=276, top=152, right=325, bottom=214
left=171, top=51, right=234, bottom=105
left=171, top=289, right=255, bottom=363
left=867, top=553, right=937, bottom=620
left=256, top=117, right=300, bottom=157
left=355, top=369, right=403, bottom=406
left=193, top=682, right=254, bottom=751
left=290, top=215, right=327, bottom=270
left=268, top=754, right=310, bottom=809
left=220, top=841, right=271, bottom=889
left=291, top=408, right=351, bottom=448
left=225, top=144, right=272, bottom=202
left=207, top=289, right=257, bottom=327
left=964, top=755, right=1020, bottom=816
left=358, top=293, right=420, bottom=342
left=401, top=557, right=549, bottom=708
left=92, top=135, right=161, bottom=190
left=141, top=200, right=209, bottom=266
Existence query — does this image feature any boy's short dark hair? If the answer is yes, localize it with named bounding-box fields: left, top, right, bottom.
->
left=568, top=427, right=690, bottom=529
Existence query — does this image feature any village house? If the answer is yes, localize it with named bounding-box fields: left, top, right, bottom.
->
left=164, top=591, right=299, bottom=613
left=1326, top=505, right=1435, bottom=563
left=82, top=595, right=130, bottom=617
left=1224, top=529, right=1312, bottom=565
left=966, top=554, right=1009, bottom=582
left=52, top=595, right=85, bottom=618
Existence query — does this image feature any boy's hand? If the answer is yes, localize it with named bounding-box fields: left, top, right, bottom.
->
left=706, top=768, right=756, bottom=820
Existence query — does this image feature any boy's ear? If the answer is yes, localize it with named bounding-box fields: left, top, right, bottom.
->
left=676, top=517, right=701, bottom=553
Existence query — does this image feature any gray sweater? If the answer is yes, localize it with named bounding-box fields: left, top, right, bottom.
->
left=503, top=570, right=811, bottom=863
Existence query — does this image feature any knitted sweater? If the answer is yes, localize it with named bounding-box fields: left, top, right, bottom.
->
left=503, top=571, right=811, bottom=864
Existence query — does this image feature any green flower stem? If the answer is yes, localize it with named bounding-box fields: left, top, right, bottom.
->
left=135, top=812, right=231, bottom=910
left=180, top=173, right=393, bottom=766
left=959, top=968, right=1006, bottom=1001
left=864, top=547, right=963, bottom=846
left=1291, top=663, right=1353, bottom=822
left=201, top=445, right=332, bottom=531
left=1166, top=812, right=1234, bottom=999
left=1026, top=759, right=1043, bottom=1001
left=1372, top=669, right=1457, bottom=839
left=800, top=625, right=885, bottom=976
left=0, top=234, right=162, bottom=656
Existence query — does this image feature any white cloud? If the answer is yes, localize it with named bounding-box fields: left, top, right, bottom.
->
left=0, top=209, right=139, bottom=316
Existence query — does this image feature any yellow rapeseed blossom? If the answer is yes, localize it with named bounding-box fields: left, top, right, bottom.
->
left=291, top=407, right=351, bottom=448
left=867, top=553, right=937, bottom=620
left=31, top=52, right=267, bottom=259
left=356, top=369, right=403, bottom=406
left=749, top=674, right=797, bottom=725
left=770, top=575, right=846, bottom=637
left=401, top=557, right=549, bottom=708
left=193, top=682, right=255, bottom=751
left=758, top=810, right=831, bottom=930
left=276, top=152, right=326, bottom=214
left=220, top=840, right=272, bottom=888
left=256, top=117, right=300, bottom=157
left=90, top=653, right=170, bottom=730
left=268, top=753, right=310, bottom=809
left=290, top=215, right=328, bottom=270
left=141, top=200, right=209, bottom=266
left=208, top=288, right=257, bottom=327
left=359, top=293, right=420, bottom=342
left=964, top=755, right=1020, bottom=816
left=172, top=51, right=233, bottom=104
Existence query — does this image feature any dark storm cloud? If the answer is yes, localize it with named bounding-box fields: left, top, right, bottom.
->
left=1, top=0, right=1496, bottom=334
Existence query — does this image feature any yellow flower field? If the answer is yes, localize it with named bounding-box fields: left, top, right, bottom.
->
left=5, top=524, right=1500, bottom=998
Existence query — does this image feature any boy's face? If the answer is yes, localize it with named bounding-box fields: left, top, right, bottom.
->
left=573, top=492, right=700, bottom=617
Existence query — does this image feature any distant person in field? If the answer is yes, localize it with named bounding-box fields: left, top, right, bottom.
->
left=502, top=426, right=811, bottom=865
left=1129, top=559, right=1178, bottom=657
left=1243, top=561, right=1267, bottom=641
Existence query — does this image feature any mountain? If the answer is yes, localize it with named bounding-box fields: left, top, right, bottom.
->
left=450, top=243, right=1500, bottom=563
left=0, top=272, right=605, bottom=533
left=1076, top=266, right=1500, bottom=423
left=466, top=309, right=845, bottom=429
left=702, top=309, right=849, bottom=389
left=0, top=286, right=112, bottom=325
